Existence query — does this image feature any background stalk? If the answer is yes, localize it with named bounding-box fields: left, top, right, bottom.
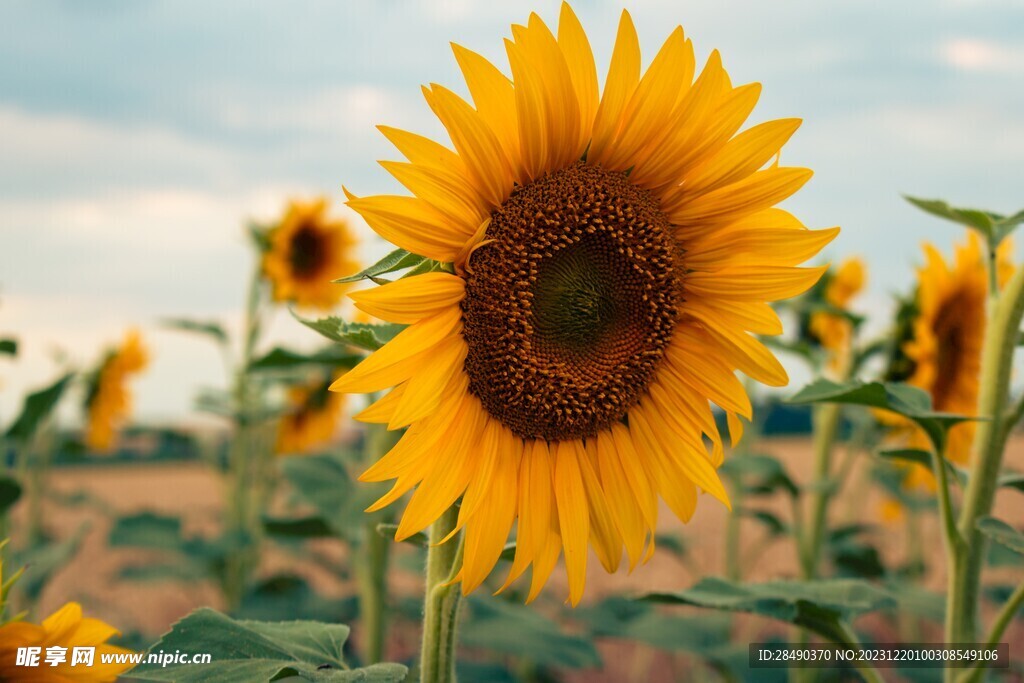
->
left=800, top=402, right=841, bottom=579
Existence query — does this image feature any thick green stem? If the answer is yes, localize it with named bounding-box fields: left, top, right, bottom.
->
left=801, top=402, right=841, bottom=579
left=420, top=506, right=463, bottom=683
left=946, top=265, right=1024, bottom=654
left=358, top=518, right=390, bottom=664
left=357, top=423, right=400, bottom=664
left=956, top=578, right=1024, bottom=683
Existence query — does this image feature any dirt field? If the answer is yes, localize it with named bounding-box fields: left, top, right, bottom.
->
left=27, top=434, right=1024, bottom=680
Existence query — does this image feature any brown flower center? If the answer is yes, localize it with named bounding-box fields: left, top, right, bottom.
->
left=289, top=224, right=328, bottom=279
left=461, top=162, right=679, bottom=440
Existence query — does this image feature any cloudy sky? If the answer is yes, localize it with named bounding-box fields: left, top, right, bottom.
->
left=1, top=0, right=1022, bottom=424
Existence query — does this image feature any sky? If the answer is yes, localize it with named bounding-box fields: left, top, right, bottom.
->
left=1, top=0, right=1023, bottom=425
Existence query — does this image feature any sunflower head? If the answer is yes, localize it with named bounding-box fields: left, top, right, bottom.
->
left=334, top=3, right=836, bottom=605
left=807, top=256, right=866, bottom=368
left=879, top=232, right=1014, bottom=491
left=0, top=602, right=134, bottom=682
left=276, top=372, right=346, bottom=455
left=84, top=329, right=149, bottom=452
left=262, top=198, right=360, bottom=310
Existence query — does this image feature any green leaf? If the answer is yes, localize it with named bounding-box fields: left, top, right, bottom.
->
left=332, top=248, right=428, bottom=284
left=642, top=577, right=895, bottom=646
left=249, top=347, right=362, bottom=371
left=129, top=608, right=407, bottom=682
left=238, top=576, right=358, bottom=625
left=461, top=595, right=601, bottom=669
left=12, top=523, right=89, bottom=601
left=997, top=472, right=1024, bottom=493
left=788, top=379, right=977, bottom=451
left=280, top=455, right=361, bottom=540
left=293, top=313, right=404, bottom=352
left=737, top=509, right=789, bottom=536
left=878, top=449, right=966, bottom=486
left=162, top=317, right=228, bottom=345
left=263, top=516, right=336, bottom=539
left=976, top=517, right=1024, bottom=555
left=0, top=475, right=22, bottom=516
left=109, top=512, right=185, bottom=551
left=5, top=373, right=74, bottom=442
left=719, top=454, right=799, bottom=497
left=0, top=338, right=16, bottom=356
left=904, top=196, right=996, bottom=239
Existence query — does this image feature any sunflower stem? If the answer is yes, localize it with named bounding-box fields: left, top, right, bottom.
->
left=356, top=422, right=400, bottom=664
left=420, top=505, right=463, bottom=683
left=956, top=577, right=1024, bottom=683
left=800, top=401, right=841, bottom=579
left=945, top=264, right=1024, bottom=669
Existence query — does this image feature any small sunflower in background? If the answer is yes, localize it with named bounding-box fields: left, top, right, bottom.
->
left=0, top=602, right=135, bottom=681
left=84, top=329, right=148, bottom=452
left=808, top=256, right=866, bottom=371
left=276, top=371, right=346, bottom=455
left=334, top=3, right=837, bottom=604
left=262, top=198, right=360, bottom=310
left=883, top=232, right=1013, bottom=490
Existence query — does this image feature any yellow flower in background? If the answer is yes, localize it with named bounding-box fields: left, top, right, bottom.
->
left=262, top=198, right=360, bottom=310
left=0, top=602, right=135, bottom=681
left=809, top=256, right=866, bottom=364
left=85, top=330, right=148, bottom=452
left=276, top=373, right=346, bottom=455
left=885, top=233, right=1013, bottom=490
left=334, top=4, right=836, bottom=605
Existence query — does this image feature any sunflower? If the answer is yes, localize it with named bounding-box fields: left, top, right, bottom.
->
left=808, top=257, right=865, bottom=369
left=262, top=198, right=360, bottom=310
left=276, top=372, right=346, bottom=455
left=884, top=232, right=1012, bottom=490
left=84, top=330, right=148, bottom=452
left=333, top=4, right=836, bottom=605
left=0, top=602, right=134, bottom=681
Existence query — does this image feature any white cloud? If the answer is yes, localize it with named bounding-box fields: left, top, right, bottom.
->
left=942, top=38, right=1024, bottom=73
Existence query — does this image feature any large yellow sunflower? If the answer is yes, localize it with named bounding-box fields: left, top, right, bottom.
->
left=84, top=330, right=148, bottom=452
left=0, top=602, right=134, bottom=681
left=889, top=233, right=1013, bottom=489
left=262, top=198, right=360, bottom=310
left=333, top=4, right=836, bottom=605
left=276, top=372, right=346, bottom=455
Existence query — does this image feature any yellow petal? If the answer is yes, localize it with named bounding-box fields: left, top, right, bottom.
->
left=378, top=160, right=487, bottom=235
left=684, top=264, right=827, bottom=302
left=685, top=298, right=783, bottom=336
left=628, top=410, right=698, bottom=523
left=580, top=440, right=624, bottom=573
left=727, top=411, right=745, bottom=448
left=589, top=10, right=640, bottom=163
left=346, top=193, right=467, bottom=263
left=696, top=319, right=789, bottom=387
left=350, top=273, right=465, bottom=325
left=451, top=43, right=521, bottom=174
left=461, top=437, right=521, bottom=593
left=557, top=2, right=599, bottom=149
left=662, top=332, right=753, bottom=417
left=388, top=334, right=468, bottom=428
left=354, top=383, right=407, bottom=424
left=377, top=125, right=463, bottom=171
left=423, top=84, right=514, bottom=209
left=499, top=439, right=553, bottom=592
left=553, top=439, right=589, bottom=606
left=681, top=118, right=802, bottom=198
left=594, top=428, right=648, bottom=570
left=639, top=400, right=731, bottom=508
left=683, top=226, right=839, bottom=269
left=669, top=167, right=814, bottom=229
left=526, top=516, right=562, bottom=604
left=330, top=307, right=461, bottom=394
left=601, top=26, right=694, bottom=172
